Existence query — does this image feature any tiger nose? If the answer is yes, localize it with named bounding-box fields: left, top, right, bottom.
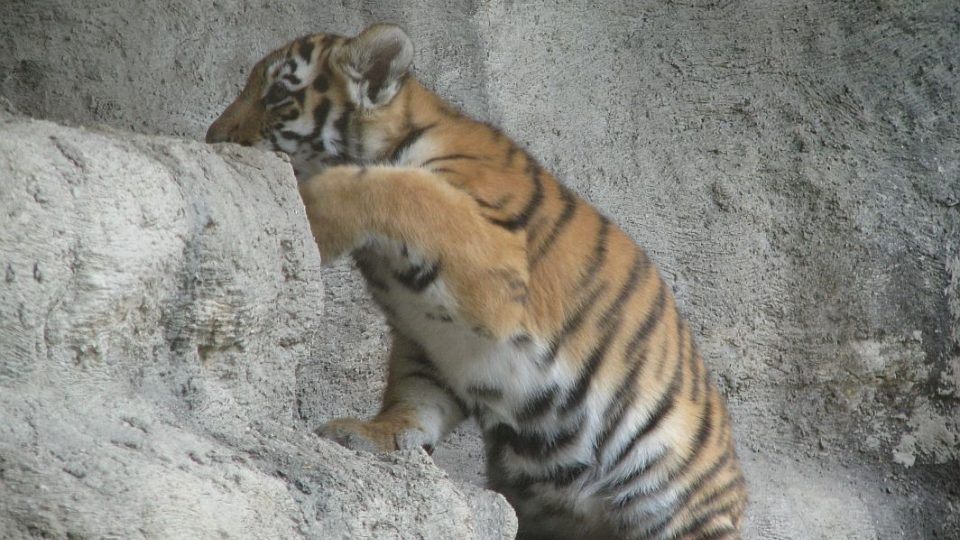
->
left=206, top=99, right=248, bottom=144
left=205, top=118, right=230, bottom=144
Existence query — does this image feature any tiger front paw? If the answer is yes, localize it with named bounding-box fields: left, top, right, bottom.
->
left=316, top=417, right=434, bottom=454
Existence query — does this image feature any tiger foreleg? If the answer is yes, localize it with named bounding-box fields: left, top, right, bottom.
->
left=298, top=164, right=531, bottom=340
left=317, top=333, right=468, bottom=453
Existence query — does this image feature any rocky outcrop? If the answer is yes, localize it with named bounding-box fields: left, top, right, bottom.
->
left=0, top=114, right=517, bottom=539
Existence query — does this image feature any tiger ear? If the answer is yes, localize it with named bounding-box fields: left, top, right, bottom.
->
left=339, top=23, right=413, bottom=109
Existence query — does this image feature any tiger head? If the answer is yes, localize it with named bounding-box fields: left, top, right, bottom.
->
left=206, top=23, right=414, bottom=178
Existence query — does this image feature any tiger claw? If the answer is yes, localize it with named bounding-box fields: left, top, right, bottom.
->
left=316, top=418, right=393, bottom=453
left=316, top=417, right=435, bottom=454
left=395, top=427, right=434, bottom=453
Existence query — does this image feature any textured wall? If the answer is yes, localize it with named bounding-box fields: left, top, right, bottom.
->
left=2, top=0, right=958, bottom=538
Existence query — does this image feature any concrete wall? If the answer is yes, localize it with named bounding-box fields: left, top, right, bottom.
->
left=2, top=0, right=958, bottom=537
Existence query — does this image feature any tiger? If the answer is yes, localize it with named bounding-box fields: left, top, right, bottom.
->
left=206, top=23, right=747, bottom=540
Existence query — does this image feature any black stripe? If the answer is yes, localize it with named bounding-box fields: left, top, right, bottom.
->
left=661, top=395, right=718, bottom=485
left=504, top=142, right=520, bottom=165
left=580, top=215, right=611, bottom=289
left=607, top=346, right=685, bottom=471
left=487, top=160, right=545, bottom=231
left=507, top=416, right=585, bottom=458
left=599, top=252, right=647, bottom=329
left=290, top=87, right=306, bottom=106
left=445, top=400, right=471, bottom=425
left=421, top=154, right=478, bottom=167
left=366, top=76, right=381, bottom=102
left=467, top=384, right=503, bottom=400
left=541, top=283, right=608, bottom=366
left=620, top=402, right=732, bottom=536
left=593, top=350, right=646, bottom=460
left=310, top=98, right=331, bottom=139
left=425, top=312, right=454, bottom=323
left=408, top=353, right=439, bottom=372
left=670, top=313, right=686, bottom=383
left=615, top=398, right=718, bottom=513
left=526, top=216, right=549, bottom=249
left=623, top=281, right=667, bottom=363
left=278, top=108, right=300, bottom=121
left=506, top=273, right=529, bottom=304
left=390, top=124, right=435, bottom=163
left=556, top=253, right=646, bottom=415
left=484, top=124, right=504, bottom=140
left=333, top=105, right=353, bottom=133
left=486, top=423, right=514, bottom=451
left=511, top=334, right=533, bottom=347
left=484, top=423, right=515, bottom=478
left=608, top=448, right=671, bottom=504
left=333, top=104, right=354, bottom=155
left=557, top=323, right=617, bottom=416
left=504, top=459, right=592, bottom=490
left=515, top=384, right=559, bottom=423
left=280, top=129, right=305, bottom=141
left=662, top=494, right=743, bottom=540
left=298, top=38, right=315, bottom=62
left=312, top=74, right=329, bottom=92
left=595, top=280, right=666, bottom=460
left=393, top=261, right=441, bottom=291
left=676, top=454, right=736, bottom=513
left=531, top=185, right=578, bottom=266
left=355, top=258, right=389, bottom=292
left=687, top=474, right=745, bottom=524
left=655, top=310, right=681, bottom=378
left=546, top=463, right=591, bottom=486
left=686, top=326, right=705, bottom=403
left=474, top=193, right=512, bottom=211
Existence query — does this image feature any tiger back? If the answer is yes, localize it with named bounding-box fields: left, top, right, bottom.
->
left=207, top=23, right=747, bottom=540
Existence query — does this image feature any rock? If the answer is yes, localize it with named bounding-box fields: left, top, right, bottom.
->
left=0, top=116, right=517, bottom=539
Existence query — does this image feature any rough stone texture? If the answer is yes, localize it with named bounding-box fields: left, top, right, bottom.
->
left=0, top=115, right=517, bottom=539
left=2, top=1, right=959, bottom=538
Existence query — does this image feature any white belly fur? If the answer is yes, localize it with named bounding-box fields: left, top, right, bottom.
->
left=382, top=271, right=561, bottom=427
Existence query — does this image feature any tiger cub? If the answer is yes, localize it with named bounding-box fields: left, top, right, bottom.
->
left=207, top=23, right=747, bottom=540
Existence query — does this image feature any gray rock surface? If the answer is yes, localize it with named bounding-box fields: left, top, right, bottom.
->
left=0, top=115, right=517, bottom=539
left=2, top=1, right=959, bottom=538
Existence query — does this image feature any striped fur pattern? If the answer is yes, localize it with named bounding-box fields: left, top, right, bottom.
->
left=207, top=23, right=747, bottom=540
